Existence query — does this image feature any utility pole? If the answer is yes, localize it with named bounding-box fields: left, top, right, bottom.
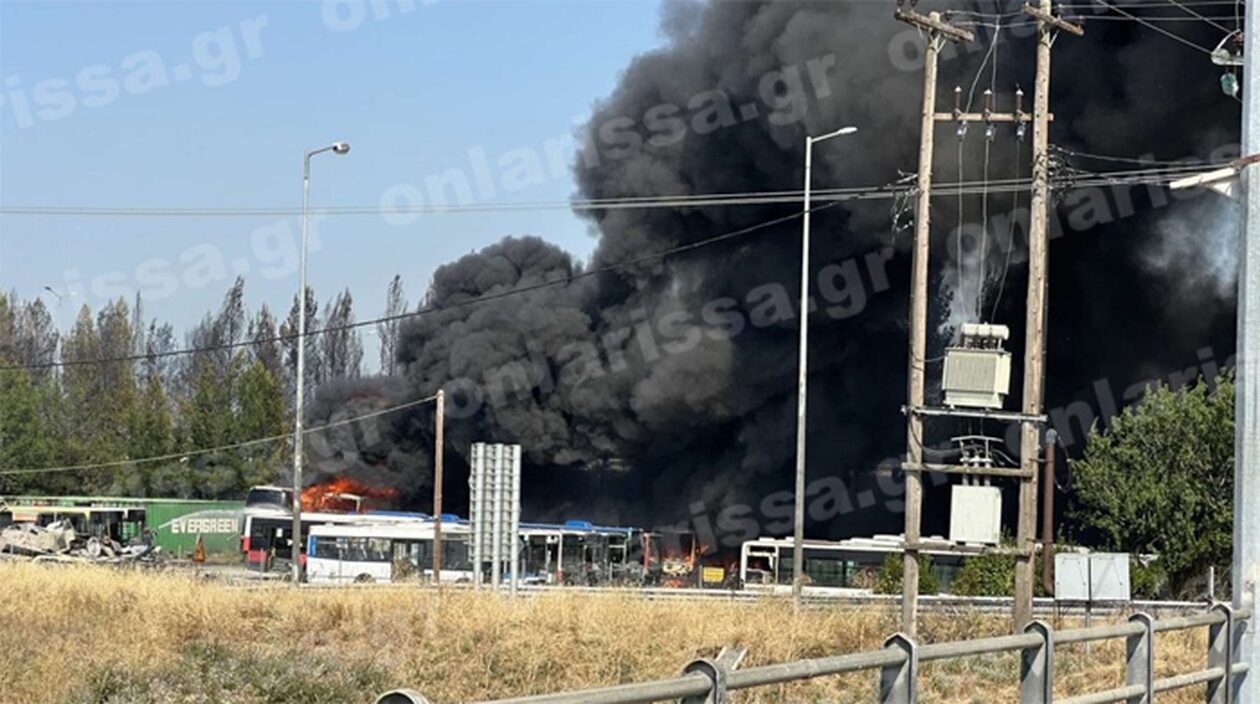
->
left=896, top=7, right=971, bottom=638
left=1041, top=429, right=1057, bottom=596
left=895, top=2, right=1077, bottom=635
left=433, top=388, right=445, bottom=583
left=1235, top=0, right=1260, bottom=695
left=1014, top=0, right=1080, bottom=631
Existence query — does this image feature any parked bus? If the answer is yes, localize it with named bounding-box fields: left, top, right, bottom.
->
left=739, top=535, right=965, bottom=594
left=305, top=521, right=472, bottom=584
left=0, top=503, right=146, bottom=544
left=241, top=505, right=435, bottom=570
left=518, top=521, right=641, bottom=585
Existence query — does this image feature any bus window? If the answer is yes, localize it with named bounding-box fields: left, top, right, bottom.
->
left=343, top=537, right=367, bottom=562
left=311, top=536, right=339, bottom=559
left=442, top=538, right=470, bottom=571
left=367, top=538, right=391, bottom=562
left=803, top=554, right=847, bottom=587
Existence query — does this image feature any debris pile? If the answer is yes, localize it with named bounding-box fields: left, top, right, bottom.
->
left=0, top=520, right=162, bottom=565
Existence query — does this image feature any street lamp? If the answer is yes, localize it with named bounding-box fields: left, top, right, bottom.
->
left=292, top=141, right=350, bottom=583
left=43, top=285, right=69, bottom=365
left=793, top=125, right=857, bottom=605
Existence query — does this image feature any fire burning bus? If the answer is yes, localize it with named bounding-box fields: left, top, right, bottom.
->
left=642, top=529, right=700, bottom=588
left=240, top=479, right=413, bottom=571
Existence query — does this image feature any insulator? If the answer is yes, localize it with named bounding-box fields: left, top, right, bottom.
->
left=985, top=123, right=997, bottom=142
left=1222, top=72, right=1240, bottom=98
left=957, top=121, right=969, bottom=140
left=954, top=86, right=962, bottom=114
left=1016, top=122, right=1027, bottom=142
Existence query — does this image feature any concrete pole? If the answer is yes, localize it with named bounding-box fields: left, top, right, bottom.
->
left=902, top=19, right=943, bottom=638
left=1014, top=0, right=1053, bottom=632
left=792, top=134, right=815, bottom=608
left=492, top=444, right=504, bottom=589
left=792, top=125, right=855, bottom=607
left=433, top=388, right=444, bottom=583
left=291, top=154, right=312, bottom=585
left=1234, top=0, right=1260, bottom=695
left=471, top=442, right=484, bottom=588
left=510, top=444, right=521, bottom=597
left=290, top=142, right=347, bottom=584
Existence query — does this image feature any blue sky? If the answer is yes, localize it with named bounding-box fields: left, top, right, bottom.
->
left=0, top=0, right=664, bottom=363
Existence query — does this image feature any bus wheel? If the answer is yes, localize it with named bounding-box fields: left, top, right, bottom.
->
left=354, top=573, right=375, bottom=584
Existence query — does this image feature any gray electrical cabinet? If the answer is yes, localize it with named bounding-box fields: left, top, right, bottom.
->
left=1055, top=552, right=1131, bottom=602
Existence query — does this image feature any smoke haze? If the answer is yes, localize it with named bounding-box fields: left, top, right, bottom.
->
left=304, top=0, right=1242, bottom=538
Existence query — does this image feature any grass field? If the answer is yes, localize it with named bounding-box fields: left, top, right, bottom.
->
left=0, top=562, right=1217, bottom=704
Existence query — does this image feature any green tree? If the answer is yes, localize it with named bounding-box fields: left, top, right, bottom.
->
left=119, top=371, right=177, bottom=496
left=234, top=359, right=286, bottom=488
left=0, top=360, right=53, bottom=494
left=1069, top=373, right=1234, bottom=595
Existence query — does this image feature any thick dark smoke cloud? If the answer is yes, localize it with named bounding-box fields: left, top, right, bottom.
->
left=307, top=1, right=1241, bottom=538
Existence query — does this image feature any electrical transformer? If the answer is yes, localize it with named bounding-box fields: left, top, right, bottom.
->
left=942, top=323, right=1012, bottom=410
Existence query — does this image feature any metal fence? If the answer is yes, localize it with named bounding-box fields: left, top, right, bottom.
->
left=376, top=603, right=1252, bottom=704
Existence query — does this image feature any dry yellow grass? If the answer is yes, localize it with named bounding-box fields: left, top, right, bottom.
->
left=0, top=562, right=1214, bottom=704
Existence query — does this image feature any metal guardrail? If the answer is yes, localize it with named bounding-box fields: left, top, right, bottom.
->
left=261, top=578, right=1211, bottom=616
left=375, top=603, right=1252, bottom=704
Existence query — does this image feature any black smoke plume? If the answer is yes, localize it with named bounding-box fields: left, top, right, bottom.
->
left=305, top=0, right=1240, bottom=539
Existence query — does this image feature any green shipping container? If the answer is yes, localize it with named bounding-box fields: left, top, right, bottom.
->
left=143, top=500, right=245, bottom=559
left=3, top=496, right=245, bottom=560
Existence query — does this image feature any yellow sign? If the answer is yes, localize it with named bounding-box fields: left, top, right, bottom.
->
left=702, top=566, right=725, bottom=584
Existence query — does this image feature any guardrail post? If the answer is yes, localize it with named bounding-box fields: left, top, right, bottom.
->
left=1020, top=620, right=1054, bottom=704
left=374, top=690, right=430, bottom=704
left=879, top=633, right=917, bottom=704
left=1207, top=602, right=1236, bottom=704
left=1125, top=612, right=1155, bottom=704
left=680, top=646, right=745, bottom=704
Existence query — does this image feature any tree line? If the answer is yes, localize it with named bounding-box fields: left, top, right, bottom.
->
left=0, top=275, right=410, bottom=499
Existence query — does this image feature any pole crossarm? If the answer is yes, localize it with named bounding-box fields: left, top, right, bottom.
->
left=894, top=8, right=976, bottom=42
left=934, top=113, right=1050, bottom=123
left=1021, top=3, right=1085, bottom=36
left=900, top=462, right=1035, bottom=480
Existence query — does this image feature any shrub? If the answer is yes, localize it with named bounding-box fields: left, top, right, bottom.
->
left=875, top=553, right=940, bottom=595
left=951, top=553, right=1015, bottom=597
left=1129, top=558, right=1169, bottom=600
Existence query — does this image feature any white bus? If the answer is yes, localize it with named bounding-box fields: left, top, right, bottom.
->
left=739, top=535, right=965, bottom=595
left=305, top=521, right=473, bottom=584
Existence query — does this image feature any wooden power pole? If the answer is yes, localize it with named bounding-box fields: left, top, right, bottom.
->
left=896, top=7, right=972, bottom=638
left=896, top=2, right=1078, bottom=635
left=433, top=388, right=445, bottom=583
left=1014, top=0, right=1080, bottom=631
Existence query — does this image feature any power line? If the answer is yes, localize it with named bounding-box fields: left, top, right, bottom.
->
left=0, top=393, right=439, bottom=476
left=1092, top=0, right=1219, bottom=53
left=0, top=161, right=1223, bottom=220
left=0, top=164, right=1222, bottom=374
left=1, top=205, right=832, bottom=371
left=1051, top=145, right=1217, bottom=166
left=1060, top=0, right=1241, bottom=6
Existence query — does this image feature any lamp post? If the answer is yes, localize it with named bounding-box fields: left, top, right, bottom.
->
left=42, top=285, right=66, bottom=365
left=793, top=125, right=857, bottom=606
left=292, top=141, right=350, bottom=583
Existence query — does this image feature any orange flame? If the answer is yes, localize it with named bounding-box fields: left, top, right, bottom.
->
left=301, top=476, right=399, bottom=513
